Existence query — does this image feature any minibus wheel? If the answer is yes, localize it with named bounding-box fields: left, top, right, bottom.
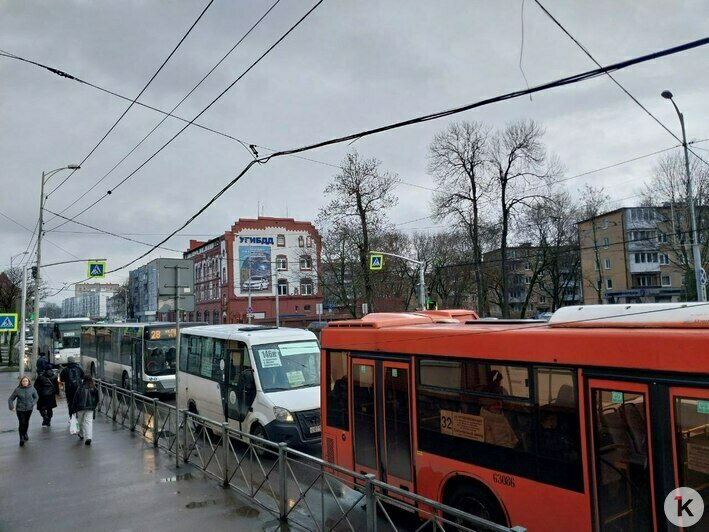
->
left=250, top=423, right=268, bottom=458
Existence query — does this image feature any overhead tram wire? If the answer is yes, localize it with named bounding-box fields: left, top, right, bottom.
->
left=45, top=0, right=325, bottom=233
left=44, top=209, right=183, bottom=253
left=0, top=209, right=80, bottom=261
left=532, top=0, right=709, bottom=168
left=43, top=0, right=216, bottom=199
left=51, top=0, right=282, bottom=219
left=89, top=35, right=709, bottom=279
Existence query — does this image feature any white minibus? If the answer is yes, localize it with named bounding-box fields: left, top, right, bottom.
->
left=178, top=324, right=321, bottom=448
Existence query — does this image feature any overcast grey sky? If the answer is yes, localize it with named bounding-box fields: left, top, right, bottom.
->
left=1, top=0, right=707, bottom=303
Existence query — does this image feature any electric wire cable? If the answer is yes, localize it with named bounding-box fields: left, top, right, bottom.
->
left=97, top=35, right=709, bottom=280
left=45, top=0, right=324, bottom=232
left=42, top=0, right=216, bottom=199
left=49, top=0, right=281, bottom=220
left=532, top=0, right=709, bottom=168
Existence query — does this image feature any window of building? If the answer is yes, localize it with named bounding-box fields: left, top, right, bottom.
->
left=298, top=236, right=305, bottom=248
left=606, top=278, right=613, bottom=289
left=304, top=305, right=311, bottom=311
left=603, top=237, right=609, bottom=249
left=189, top=312, right=194, bottom=322
left=306, top=236, right=313, bottom=248
left=524, top=262, right=531, bottom=271
left=213, top=310, right=219, bottom=324
left=603, top=219, right=609, bottom=229
left=277, top=234, right=285, bottom=247
left=604, top=258, right=611, bottom=270
left=300, top=255, right=312, bottom=270
left=658, top=232, right=667, bottom=243
left=539, top=295, right=546, bottom=303
left=660, top=254, right=670, bottom=265
left=594, top=261, right=599, bottom=271
left=277, top=278, right=288, bottom=296
left=276, top=254, right=288, bottom=271
left=596, top=280, right=602, bottom=291
left=661, top=275, right=672, bottom=287
left=300, top=278, right=314, bottom=295
left=196, top=311, right=201, bottom=322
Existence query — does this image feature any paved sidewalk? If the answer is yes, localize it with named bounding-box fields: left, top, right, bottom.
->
left=0, top=371, right=280, bottom=532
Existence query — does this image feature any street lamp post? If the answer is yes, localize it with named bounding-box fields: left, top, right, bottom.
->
left=368, top=250, right=427, bottom=310
left=661, top=91, right=706, bottom=302
left=10, top=252, right=28, bottom=270
left=31, top=165, right=80, bottom=371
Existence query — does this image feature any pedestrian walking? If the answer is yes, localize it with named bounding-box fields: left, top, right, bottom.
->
left=59, top=356, right=84, bottom=416
left=8, top=375, right=39, bottom=446
left=34, top=367, right=59, bottom=426
left=71, top=375, right=99, bottom=446
left=36, top=352, right=50, bottom=376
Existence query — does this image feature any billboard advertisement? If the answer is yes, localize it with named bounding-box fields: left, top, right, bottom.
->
left=238, top=245, right=272, bottom=295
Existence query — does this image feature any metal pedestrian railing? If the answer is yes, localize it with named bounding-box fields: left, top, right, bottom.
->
left=94, top=380, right=526, bottom=532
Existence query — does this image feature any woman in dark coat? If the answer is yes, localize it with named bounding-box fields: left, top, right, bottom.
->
left=34, top=368, right=58, bottom=426
left=8, top=375, right=38, bottom=446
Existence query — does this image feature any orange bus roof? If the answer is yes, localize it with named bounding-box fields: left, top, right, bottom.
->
left=321, top=316, right=709, bottom=375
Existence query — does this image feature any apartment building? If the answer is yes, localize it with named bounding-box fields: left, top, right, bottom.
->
left=577, top=206, right=691, bottom=304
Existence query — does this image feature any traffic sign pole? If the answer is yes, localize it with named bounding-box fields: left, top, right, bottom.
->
left=19, top=266, right=28, bottom=377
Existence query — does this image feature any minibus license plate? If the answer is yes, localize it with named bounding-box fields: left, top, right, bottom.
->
left=310, top=425, right=321, bottom=434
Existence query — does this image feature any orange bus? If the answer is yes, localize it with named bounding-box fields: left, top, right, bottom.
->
left=320, top=304, right=709, bottom=531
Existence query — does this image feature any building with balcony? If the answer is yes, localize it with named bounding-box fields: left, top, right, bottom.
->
left=184, top=217, right=322, bottom=325
left=577, top=206, right=692, bottom=304
left=61, top=287, right=117, bottom=319
left=127, top=258, right=194, bottom=322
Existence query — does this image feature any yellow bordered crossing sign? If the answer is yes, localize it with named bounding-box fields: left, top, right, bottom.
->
left=369, top=254, right=384, bottom=270
left=87, top=261, right=106, bottom=278
left=0, top=313, right=18, bottom=332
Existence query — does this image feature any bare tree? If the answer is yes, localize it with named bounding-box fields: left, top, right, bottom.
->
left=578, top=184, right=611, bottom=303
left=317, top=152, right=399, bottom=314
left=428, top=121, right=493, bottom=313
left=40, top=302, right=62, bottom=319
left=640, top=152, right=709, bottom=300
left=489, top=120, right=560, bottom=317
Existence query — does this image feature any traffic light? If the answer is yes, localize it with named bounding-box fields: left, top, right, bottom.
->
left=426, top=299, right=438, bottom=310
left=31, top=266, right=37, bottom=279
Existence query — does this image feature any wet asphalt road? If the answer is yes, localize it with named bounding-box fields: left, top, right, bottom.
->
left=0, top=370, right=284, bottom=532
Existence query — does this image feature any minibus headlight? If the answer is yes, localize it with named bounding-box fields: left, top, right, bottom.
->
left=146, top=383, right=156, bottom=389
left=273, top=406, right=295, bottom=423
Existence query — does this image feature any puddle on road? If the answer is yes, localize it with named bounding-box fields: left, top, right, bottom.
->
left=186, top=499, right=218, bottom=509
left=159, top=472, right=194, bottom=483
left=230, top=506, right=260, bottom=518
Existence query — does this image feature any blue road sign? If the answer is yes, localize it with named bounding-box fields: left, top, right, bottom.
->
left=87, top=261, right=106, bottom=278
left=369, top=254, right=383, bottom=270
left=327, top=303, right=333, bottom=312
left=0, top=313, right=18, bottom=332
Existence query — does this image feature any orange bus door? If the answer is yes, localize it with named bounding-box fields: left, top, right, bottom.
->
left=352, top=359, right=379, bottom=478
left=588, top=379, right=657, bottom=531
left=669, top=386, right=709, bottom=505
left=351, top=359, right=415, bottom=495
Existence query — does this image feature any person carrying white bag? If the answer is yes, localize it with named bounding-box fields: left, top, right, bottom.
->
left=71, top=376, right=99, bottom=446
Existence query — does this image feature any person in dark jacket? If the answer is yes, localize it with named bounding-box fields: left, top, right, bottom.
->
left=34, top=367, right=58, bottom=426
left=36, top=353, right=50, bottom=376
left=59, top=357, right=84, bottom=416
left=72, top=375, right=99, bottom=445
left=8, top=376, right=39, bottom=446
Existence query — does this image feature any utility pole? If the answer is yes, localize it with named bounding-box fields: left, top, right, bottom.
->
left=31, top=165, right=80, bottom=370
left=18, top=266, right=28, bottom=377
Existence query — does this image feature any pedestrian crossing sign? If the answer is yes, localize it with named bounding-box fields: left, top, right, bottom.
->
left=369, top=254, right=384, bottom=270
left=0, top=313, right=18, bottom=332
left=87, top=261, right=106, bottom=278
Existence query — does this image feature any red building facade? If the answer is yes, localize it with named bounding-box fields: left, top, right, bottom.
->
left=184, top=217, right=322, bottom=325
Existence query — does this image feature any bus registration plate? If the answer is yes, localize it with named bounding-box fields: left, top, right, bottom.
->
left=309, top=425, right=321, bottom=434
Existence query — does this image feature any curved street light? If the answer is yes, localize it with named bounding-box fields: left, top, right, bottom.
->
left=31, top=165, right=81, bottom=371
left=660, top=90, right=705, bottom=302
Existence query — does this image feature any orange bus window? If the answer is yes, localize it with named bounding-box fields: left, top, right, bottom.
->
left=674, top=396, right=709, bottom=499
left=326, top=352, right=349, bottom=430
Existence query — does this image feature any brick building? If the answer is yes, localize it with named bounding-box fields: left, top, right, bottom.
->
left=184, top=217, right=322, bottom=325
